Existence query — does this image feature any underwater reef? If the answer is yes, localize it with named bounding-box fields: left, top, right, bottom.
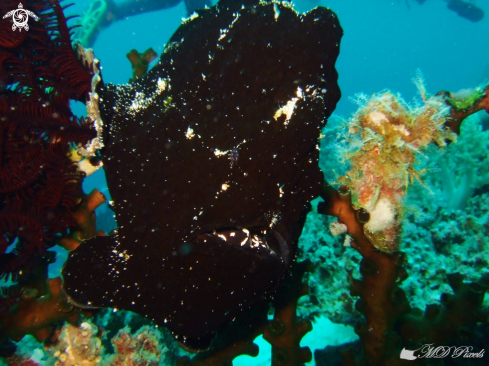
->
left=1, top=0, right=489, bottom=365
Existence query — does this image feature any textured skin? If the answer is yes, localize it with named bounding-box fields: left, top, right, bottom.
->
left=62, top=0, right=342, bottom=349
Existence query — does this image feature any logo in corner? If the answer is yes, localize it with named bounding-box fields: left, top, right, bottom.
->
left=400, top=347, right=418, bottom=360
left=3, top=3, right=38, bottom=32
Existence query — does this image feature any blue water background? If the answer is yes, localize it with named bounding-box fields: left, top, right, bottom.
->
left=68, top=0, right=489, bottom=117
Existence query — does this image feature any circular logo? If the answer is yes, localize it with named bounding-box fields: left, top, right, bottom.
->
left=3, top=3, right=38, bottom=32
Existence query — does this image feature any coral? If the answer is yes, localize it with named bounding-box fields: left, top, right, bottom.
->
left=398, top=273, right=489, bottom=349
left=442, top=84, right=489, bottom=135
left=421, top=111, right=489, bottom=211
left=0, top=188, right=104, bottom=346
left=126, top=48, right=158, bottom=83
left=0, top=241, right=91, bottom=345
left=56, top=189, right=107, bottom=251
left=176, top=261, right=314, bottom=366
left=318, top=183, right=410, bottom=364
left=48, top=321, right=103, bottom=365
left=296, top=202, right=361, bottom=325
left=337, top=76, right=489, bottom=254
left=105, top=325, right=162, bottom=366
left=446, top=87, right=486, bottom=112
left=314, top=81, right=489, bottom=365
left=391, top=110, right=489, bottom=310
left=263, top=260, right=313, bottom=366
left=4, top=355, right=40, bottom=366
left=0, top=277, right=90, bottom=343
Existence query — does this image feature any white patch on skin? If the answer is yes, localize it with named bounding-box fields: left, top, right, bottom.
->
left=217, top=234, right=227, bottom=241
left=114, top=77, right=172, bottom=118
left=218, top=29, right=228, bottom=41
left=273, top=87, right=303, bottom=126
left=182, top=12, right=199, bottom=24
left=273, top=3, right=281, bottom=19
left=213, top=140, right=247, bottom=164
left=157, top=78, right=167, bottom=93
left=185, top=127, right=195, bottom=139
left=214, top=149, right=228, bottom=157
left=129, top=92, right=150, bottom=112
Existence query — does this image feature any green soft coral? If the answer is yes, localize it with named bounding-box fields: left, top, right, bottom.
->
left=446, top=87, right=486, bottom=112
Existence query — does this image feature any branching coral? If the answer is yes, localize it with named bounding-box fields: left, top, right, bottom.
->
left=56, top=189, right=107, bottom=251
left=319, top=183, right=410, bottom=364
left=263, top=260, right=313, bottom=366
left=319, top=182, right=489, bottom=365
left=398, top=273, right=489, bottom=349
left=175, top=261, right=314, bottom=366
left=0, top=277, right=90, bottom=343
left=0, top=189, right=104, bottom=346
left=318, top=81, right=489, bottom=365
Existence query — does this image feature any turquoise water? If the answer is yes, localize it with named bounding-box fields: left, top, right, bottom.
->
left=69, top=0, right=489, bottom=116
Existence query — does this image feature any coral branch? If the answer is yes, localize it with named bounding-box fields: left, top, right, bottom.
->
left=176, top=340, right=259, bottom=366
left=398, top=273, right=489, bottom=348
left=126, top=48, right=158, bottom=82
left=441, top=85, right=489, bottom=135
left=175, top=304, right=267, bottom=365
left=0, top=277, right=90, bottom=343
left=57, top=189, right=106, bottom=251
left=263, top=260, right=313, bottom=366
left=319, top=183, right=410, bottom=365
left=0, top=247, right=91, bottom=345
